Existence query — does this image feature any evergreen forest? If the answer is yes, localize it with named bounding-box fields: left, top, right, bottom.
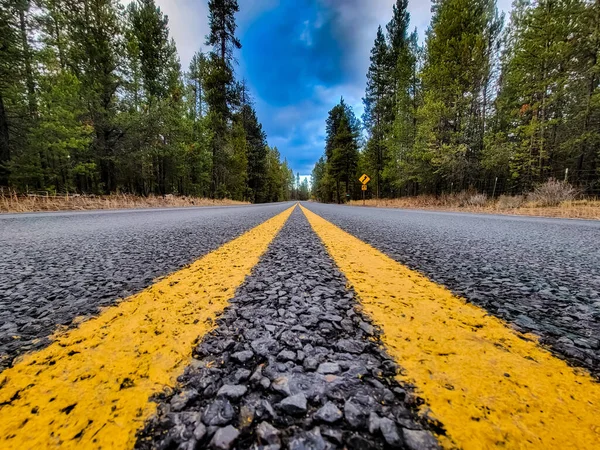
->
left=0, top=0, right=298, bottom=202
left=313, top=0, right=600, bottom=202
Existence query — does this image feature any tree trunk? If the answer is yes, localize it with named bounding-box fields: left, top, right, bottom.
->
left=54, top=11, right=66, bottom=69
left=19, top=4, right=36, bottom=117
left=579, top=0, right=600, bottom=182
left=220, top=9, right=227, bottom=63
left=0, top=92, right=10, bottom=186
left=212, top=137, right=217, bottom=199
left=345, top=163, right=350, bottom=202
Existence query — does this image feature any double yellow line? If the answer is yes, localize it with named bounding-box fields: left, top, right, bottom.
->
left=0, top=206, right=295, bottom=449
left=1, top=204, right=599, bottom=449
left=301, top=205, right=600, bottom=449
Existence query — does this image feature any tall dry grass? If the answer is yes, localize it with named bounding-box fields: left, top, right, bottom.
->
left=0, top=191, right=248, bottom=214
left=348, top=194, right=600, bottom=220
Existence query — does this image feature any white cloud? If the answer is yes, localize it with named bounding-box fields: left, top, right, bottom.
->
left=122, top=0, right=515, bottom=176
left=130, top=0, right=513, bottom=76
left=300, top=20, right=314, bottom=46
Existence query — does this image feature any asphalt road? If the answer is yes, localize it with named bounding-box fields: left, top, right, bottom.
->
left=0, top=203, right=292, bottom=369
left=304, top=203, right=600, bottom=375
left=138, top=208, right=438, bottom=450
left=3, top=202, right=598, bottom=374
left=2, top=202, right=599, bottom=449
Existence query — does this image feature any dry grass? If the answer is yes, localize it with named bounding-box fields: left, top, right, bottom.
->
left=0, top=192, right=248, bottom=214
left=348, top=195, right=600, bottom=220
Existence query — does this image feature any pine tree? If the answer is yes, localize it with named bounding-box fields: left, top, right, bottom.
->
left=188, top=51, right=208, bottom=121
left=298, top=177, right=310, bottom=201
left=575, top=0, right=600, bottom=183
left=417, top=0, right=502, bottom=193
left=205, top=0, right=241, bottom=198
left=129, top=0, right=178, bottom=101
left=0, top=0, right=287, bottom=201
left=491, top=0, right=588, bottom=190
left=183, top=51, right=211, bottom=197
left=323, top=99, right=361, bottom=203
left=65, top=0, right=124, bottom=193
left=330, top=114, right=359, bottom=203
left=16, top=0, right=36, bottom=118
left=311, top=156, right=332, bottom=202
left=0, top=2, right=21, bottom=186
left=128, top=0, right=184, bottom=195
left=229, top=116, right=248, bottom=200
left=384, top=1, right=420, bottom=194
left=264, top=146, right=281, bottom=202
left=37, top=0, right=68, bottom=70
left=386, top=0, right=410, bottom=64
left=1, top=0, right=41, bottom=189
left=363, top=26, right=394, bottom=198
left=281, top=159, right=294, bottom=201
left=242, top=104, right=268, bottom=202
left=11, top=73, right=93, bottom=192
left=206, top=0, right=241, bottom=64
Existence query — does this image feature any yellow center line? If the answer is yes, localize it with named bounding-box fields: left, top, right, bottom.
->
left=301, top=205, right=600, bottom=449
left=0, top=205, right=295, bottom=449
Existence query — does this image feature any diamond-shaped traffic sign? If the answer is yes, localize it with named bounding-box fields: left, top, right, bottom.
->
left=359, top=174, right=371, bottom=185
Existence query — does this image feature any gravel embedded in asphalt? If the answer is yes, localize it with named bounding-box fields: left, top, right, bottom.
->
left=136, top=208, right=440, bottom=450
left=303, top=203, right=600, bottom=376
left=0, top=203, right=291, bottom=370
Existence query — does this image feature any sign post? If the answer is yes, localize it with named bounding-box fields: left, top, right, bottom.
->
left=359, top=174, right=371, bottom=206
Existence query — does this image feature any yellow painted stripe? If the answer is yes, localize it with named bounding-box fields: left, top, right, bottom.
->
left=300, top=205, right=600, bottom=450
left=0, top=206, right=294, bottom=449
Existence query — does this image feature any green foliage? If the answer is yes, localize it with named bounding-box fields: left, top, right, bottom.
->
left=315, top=0, right=600, bottom=198
left=363, top=26, right=394, bottom=197
left=0, top=0, right=32, bottom=186
left=313, top=99, right=361, bottom=203
left=417, top=0, right=502, bottom=192
left=1, top=0, right=288, bottom=202
left=10, top=73, right=93, bottom=192
left=491, top=0, right=598, bottom=191
left=263, top=147, right=293, bottom=202
left=206, top=0, right=241, bottom=63
left=311, top=156, right=330, bottom=202
left=241, top=103, right=269, bottom=203
left=297, top=178, right=310, bottom=201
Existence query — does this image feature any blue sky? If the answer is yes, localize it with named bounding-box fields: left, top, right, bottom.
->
left=147, top=0, right=511, bottom=176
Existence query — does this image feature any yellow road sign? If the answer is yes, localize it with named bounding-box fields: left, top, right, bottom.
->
left=361, top=184, right=368, bottom=191
left=359, top=174, right=371, bottom=185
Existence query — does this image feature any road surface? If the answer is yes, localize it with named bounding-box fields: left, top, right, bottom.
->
left=306, top=203, right=600, bottom=375
left=0, top=203, right=291, bottom=369
left=0, top=203, right=599, bottom=449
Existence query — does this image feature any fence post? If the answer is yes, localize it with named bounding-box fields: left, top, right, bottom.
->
left=564, top=168, right=569, bottom=182
left=492, top=177, right=498, bottom=199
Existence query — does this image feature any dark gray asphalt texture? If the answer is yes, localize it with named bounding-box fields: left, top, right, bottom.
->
left=137, top=208, right=439, bottom=450
left=303, top=202, right=600, bottom=376
left=0, top=203, right=292, bottom=370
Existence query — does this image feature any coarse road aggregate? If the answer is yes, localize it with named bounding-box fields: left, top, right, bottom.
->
left=303, top=203, right=600, bottom=376
left=0, top=206, right=295, bottom=449
left=2, top=202, right=600, bottom=449
left=136, top=208, right=440, bottom=450
left=0, top=203, right=292, bottom=370
left=303, top=205, right=600, bottom=448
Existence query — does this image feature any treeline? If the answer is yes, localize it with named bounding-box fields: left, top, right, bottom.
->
left=0, top=0, right=295, bottom=202
left=313, top=0, right=600, bottom=201
left=312, top=99, right=362, bottom=203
